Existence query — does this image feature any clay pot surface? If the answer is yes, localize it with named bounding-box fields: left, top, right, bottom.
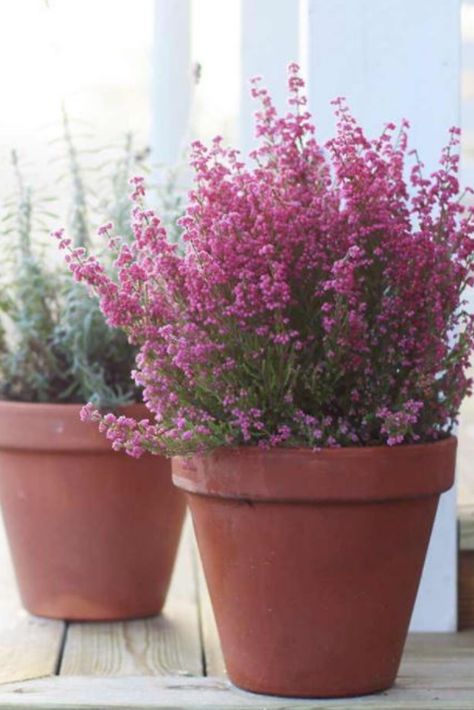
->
left=0, top=401, right=185, bottom=621
left=173, top=438, right=456, bottom=698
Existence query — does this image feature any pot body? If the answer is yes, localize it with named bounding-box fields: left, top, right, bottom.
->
left=173, top=439, right=456, bottom=698
left=0, top=401, right=185, bottom=621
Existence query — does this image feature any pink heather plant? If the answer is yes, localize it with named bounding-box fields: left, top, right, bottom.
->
left=58, top=64, right=474, bottom=456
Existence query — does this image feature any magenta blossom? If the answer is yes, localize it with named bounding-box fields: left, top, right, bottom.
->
left=59, top=64, right=474, bottom=456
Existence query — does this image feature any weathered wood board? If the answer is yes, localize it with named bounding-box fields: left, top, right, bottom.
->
left=0, top=521, right=65, bottom=684
left=60, top=518, right=202, bottom=677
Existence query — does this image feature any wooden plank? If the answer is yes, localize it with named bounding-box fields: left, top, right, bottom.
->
left=0, top=519, right=65, bottom=684
left=1, top=631, right=474, bottom=710
left=0, top=632, right=471, bottom=708
left=403, top=631, right=474, bottom=658
left=192, top=536, right=226, bottom=678
left=60, top=517, right=202, bottom=677
left=459, top=504, right=474, bottom=629
left=459, top=551, right=474, bottom=629
left=459, top=505, right=474, bottom=551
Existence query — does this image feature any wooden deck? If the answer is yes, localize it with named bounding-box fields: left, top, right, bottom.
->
left=0, top=520, right=472, bottom=709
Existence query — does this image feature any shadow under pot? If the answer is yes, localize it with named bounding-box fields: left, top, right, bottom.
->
left=172, top=439, right=456, bottom=698
left=0, top=401, right=186, bottom=621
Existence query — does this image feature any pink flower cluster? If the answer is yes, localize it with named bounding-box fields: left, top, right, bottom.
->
left=59, top=64, right=474, bottom=455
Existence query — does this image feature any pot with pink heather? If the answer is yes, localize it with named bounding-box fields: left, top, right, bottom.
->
left=64, top=65, right=474, bottom=697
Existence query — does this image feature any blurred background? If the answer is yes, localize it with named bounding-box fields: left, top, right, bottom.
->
left=0, top=0, right=240, bottom=194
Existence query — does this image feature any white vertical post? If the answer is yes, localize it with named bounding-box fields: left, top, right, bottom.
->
left=151, top=0, right=192, bottom=166
left=239, top=0, right=300, bottom=154
left=304, top=0, right=460, bottom=631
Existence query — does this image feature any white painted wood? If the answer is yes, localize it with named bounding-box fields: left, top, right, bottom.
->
left=411, top=489, right=458, bottom=631
left=60, top=517, right=202, bottom=677
left=151, top=0, right=192, bottom=166
left=239, top=0, right=299, bottom=154
left=0, top=631, right=473, bottom=708
left=304, top=0, right=461, bottom=632
left=462, top=2, right=474, bottom=194
left=0, top=519, right=65, bottom=683
left=304, top=0, right=460, bottom=171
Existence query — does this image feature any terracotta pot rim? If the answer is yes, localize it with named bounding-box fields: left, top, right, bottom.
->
left=182, top=435, right=454, bottom=456
left=172, top=436, right=456, bottom=503
left=0, top=400, right=149, bottom=453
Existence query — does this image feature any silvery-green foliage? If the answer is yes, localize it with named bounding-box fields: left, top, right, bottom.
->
left=0, top=124, right=185, bottom=406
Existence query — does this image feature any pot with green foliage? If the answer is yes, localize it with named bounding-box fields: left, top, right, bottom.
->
left=63, top=67, right=470, bottom=696
left=0, top=136, right=186, bottom=620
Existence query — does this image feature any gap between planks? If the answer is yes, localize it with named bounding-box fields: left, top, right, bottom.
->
left=0, top=520, right=65, bottom=684
left=192, top=533, right=226, bottom=678
left=1, top=634, right=474, bottom=710
left=0, top=503, right=472, bottom=690
left=59, top=516, right=202, bottom=677
left=0, top=633, right=473, bottom=707
left=58, top=509, right=474, bottom=679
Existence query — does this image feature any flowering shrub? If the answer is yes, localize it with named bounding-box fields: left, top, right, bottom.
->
left=60, top=65, right=474, bottom=455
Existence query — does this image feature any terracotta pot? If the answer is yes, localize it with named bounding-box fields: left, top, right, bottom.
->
left=173, top=438, right=456, bottom=698
left=0, top=401, right=185, bottom=621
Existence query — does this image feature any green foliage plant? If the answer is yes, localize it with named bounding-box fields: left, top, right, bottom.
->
left=0, top=121, right=184, bottom=407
